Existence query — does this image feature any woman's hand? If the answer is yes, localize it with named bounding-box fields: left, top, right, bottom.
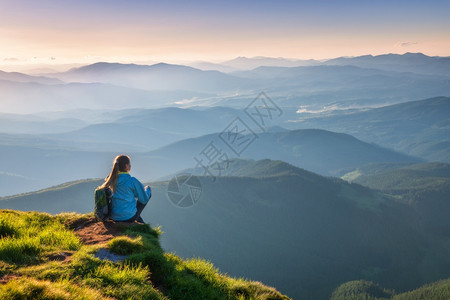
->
left=145, top=185, right=152, bottom=199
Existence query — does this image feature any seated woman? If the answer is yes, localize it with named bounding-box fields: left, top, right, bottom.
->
left=100, top=155, right=151, bottom=223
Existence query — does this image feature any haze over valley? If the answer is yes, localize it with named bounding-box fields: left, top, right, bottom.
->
left=1, top=48, right=450, bottom=299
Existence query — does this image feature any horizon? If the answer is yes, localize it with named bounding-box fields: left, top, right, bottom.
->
left=0, top=51, right=448, bottom=74
left=1, top=0, right=449, bottom=72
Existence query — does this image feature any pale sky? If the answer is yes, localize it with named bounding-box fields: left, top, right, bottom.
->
left=0, top=0, right=449, bottom=69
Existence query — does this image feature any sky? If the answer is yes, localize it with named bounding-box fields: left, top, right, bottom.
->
left=0, top=0, right=449, bottom=69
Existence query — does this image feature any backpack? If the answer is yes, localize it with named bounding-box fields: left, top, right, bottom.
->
left=94, top=186, right=113, bottom=221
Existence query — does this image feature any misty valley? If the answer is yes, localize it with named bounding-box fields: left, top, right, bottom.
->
left=1, top=53, right=450, bottom=299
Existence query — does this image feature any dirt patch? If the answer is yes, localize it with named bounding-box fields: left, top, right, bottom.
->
left=44, top=251, right=74, bottom=263
left=74, top=218, right=136, bottom=245
left=0, top=274, right=21, bottom=285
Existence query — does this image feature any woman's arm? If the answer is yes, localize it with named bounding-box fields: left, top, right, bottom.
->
left=132, top=178, right=151, bottom=204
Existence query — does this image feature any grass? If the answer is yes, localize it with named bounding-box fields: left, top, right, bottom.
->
left=1, top=210, right=448, bottom=300
left=0, top=277, right=111, bottom=300
left=0, top=210, right=81, bottom=265
left=106, top=236, right=145, bottom=255
left=0, top=209, right=290, bottom=299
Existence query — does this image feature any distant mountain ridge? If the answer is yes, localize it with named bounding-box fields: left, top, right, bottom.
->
left=221, top=56, right=319, bottom=70
left=0, top=70, right=62, bottom=85
left=2, top=54, right=450, bottom=113
left=0, top=126, right=420, bottom=196
left=161, top=158, right=323, bottom=181
left=0, top=113, right=87, bottom=134
left=190, top=53, right=450, bottom=76
left=293, top=96, right=450, bottom=162
left=1, top=96, right=443, bottom=195
left=47, top=62, right=250, bottom=92
left=0, top=106, right=244, bottom=152
left=0, top=79, right=211, bottom=114
left=324, top=52, right=450, bottom=76
left=220, top=53, right=450, bottom=76
left=146, top=128, right=421, bottom=177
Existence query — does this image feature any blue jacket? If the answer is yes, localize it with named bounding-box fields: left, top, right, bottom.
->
left=111, top=173, right=151, bottom=221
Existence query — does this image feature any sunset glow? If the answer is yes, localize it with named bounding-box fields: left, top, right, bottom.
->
left=1, top=0, right=449, bottom=70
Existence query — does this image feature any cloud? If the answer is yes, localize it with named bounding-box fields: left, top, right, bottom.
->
left=0, top=171, right=27, bottom=178
left=3, top=57, right=20, bottom=62
left=399, top=41, right=418, bottom=47
left=296, top=104, right=382, bottom=115
left=296, top=104, right=343, bottom=114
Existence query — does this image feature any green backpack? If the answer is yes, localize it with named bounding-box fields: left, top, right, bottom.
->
left=94, top=186, right=113, bottom=221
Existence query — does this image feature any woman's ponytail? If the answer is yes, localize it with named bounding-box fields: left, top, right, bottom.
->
left=100, top=155, right=130, bottom=192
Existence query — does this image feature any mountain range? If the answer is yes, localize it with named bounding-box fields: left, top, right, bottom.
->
left=1, top=94, right=448, bottom=196
left=145, top=128, right=420, bottom=177
left=1, top=95, right=448, bottom=159
left=193, top=53, right=450, bottom=76
left=0, top=70, right=62, bottom=85
left=324, top=52, right=450, bottom=76
left=292, top=96, right=450, bottom=162
left=1, top=52, right=449, bottom=298
left=0, top=112, right=87, bottom=134
left=0, top=126, right=418, bottom=197
left=49, top=62, right=251, bottom=92
left=1, top=159, right=448, bottom=299
left=0, top=79, right=212, bottom=114
left=2, top=53, right=450, bottom=114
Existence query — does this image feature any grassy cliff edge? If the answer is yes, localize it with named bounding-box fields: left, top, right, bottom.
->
left=0, top=210, right=290, bottom=300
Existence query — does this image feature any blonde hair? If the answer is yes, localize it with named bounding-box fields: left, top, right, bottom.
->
left=100, top=155, right=130, bottom=192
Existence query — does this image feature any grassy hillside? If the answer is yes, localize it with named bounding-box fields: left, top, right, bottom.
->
left=343, top=162, right=450, bottom=220
left=2, top=159, right=449, bottom=299
left=345, top=162, right=450, bottom=193
left=0, top=210, right=289, bottom=299
left=0, top=179, right=102, bottom=213
left=344, top=162, right=450, bottom=249
left=331, top=279, right=450, bottom=300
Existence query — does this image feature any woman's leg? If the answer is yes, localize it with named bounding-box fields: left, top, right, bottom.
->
left=119, top=201, right=147, bottom=223
left=134, top=201, right=147, bottom=223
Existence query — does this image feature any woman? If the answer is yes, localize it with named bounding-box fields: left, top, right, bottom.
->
left=100, top=155, right=151, bottom=223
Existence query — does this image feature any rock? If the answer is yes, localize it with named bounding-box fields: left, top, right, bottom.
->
left=94, top=248, right=127, bottom=262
